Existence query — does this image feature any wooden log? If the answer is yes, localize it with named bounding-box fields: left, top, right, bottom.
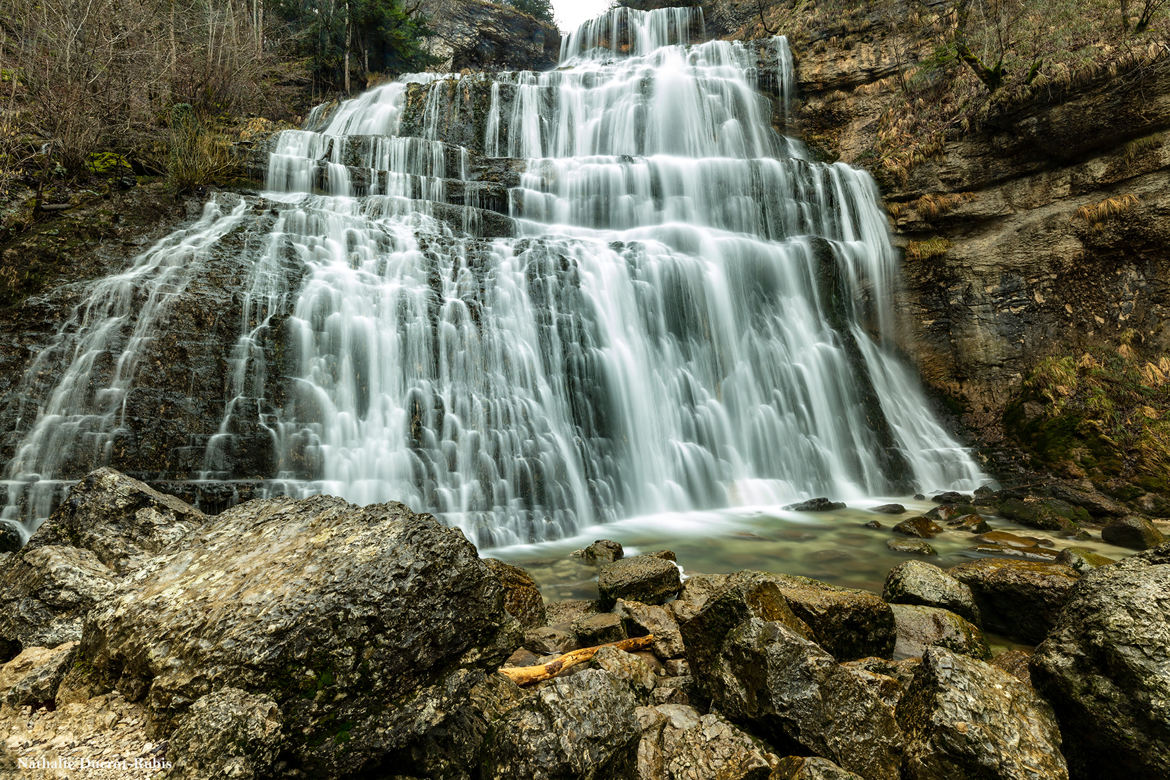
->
left=498, top=634, right=655, bottom=686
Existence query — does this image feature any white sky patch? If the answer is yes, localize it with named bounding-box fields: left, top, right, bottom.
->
left=552, top=0, right=613, bottom=33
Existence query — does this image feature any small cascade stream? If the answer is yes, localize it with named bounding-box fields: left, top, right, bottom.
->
left=1, top=6, right=984, bottom=548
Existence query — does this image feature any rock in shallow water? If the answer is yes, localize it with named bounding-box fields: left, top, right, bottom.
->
left=948, top=558, right=1079, bottom=644
left=897, top=648, right=1068, bottom=780
left=893, top=516, right=943, bottom=538
left=886, top=537, right=937, bottom=555
left=1031, top=544, right=1170, bottom=779
left=1100, top=515, right=1166, bottom=549
left=786, top=497, right=846, bottom=511
left=599, top=556, right=682, bottom=607
left=77, top=495, right=518, bottom=777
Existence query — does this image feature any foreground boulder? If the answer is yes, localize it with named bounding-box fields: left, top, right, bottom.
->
left=897, top=648, right=1068, bottom=779
left=483, top=558, right=547, bottom=628
left=0, top=642, right=77, bottom=708
left=948, top=558, right=1079, bottom=643
left=636, top=704, right=774, bottom=780
left=1100, top=515, right=1165, bottom=550
left=78, top=495, right=517, bottom=777
left=691, top=616, right=902, bottom=780
left=483, top=669, right=640, bottom=779
left=1031, top=544, right=1170, bottom=779
left=599, top=556, right=683, bottom=606
left=773, top=756, right=863, bottom=779
left=167, top=687, right=283, bottom=780
left=761, top=573, right=895, bottom=660
left=27, top=467, right=205, bottom=575
left=0, top=545, right=115, bottom=659
left=882, top=560, right=980, bottom=624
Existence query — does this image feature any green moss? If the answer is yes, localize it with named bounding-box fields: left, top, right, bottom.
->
left=85, top=152, right=132, bottom=176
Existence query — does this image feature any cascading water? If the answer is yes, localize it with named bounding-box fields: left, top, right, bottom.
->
left=1, top=6, right=985, bottom=547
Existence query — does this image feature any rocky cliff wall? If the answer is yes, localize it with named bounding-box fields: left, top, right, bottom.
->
left=417, top=0, right=560, bottom=72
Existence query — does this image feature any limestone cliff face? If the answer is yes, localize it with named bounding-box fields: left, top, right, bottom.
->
left=417, top=0, right=560, bottom=72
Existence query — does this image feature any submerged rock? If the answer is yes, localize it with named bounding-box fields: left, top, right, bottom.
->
left=870, top=503, right=906, bottom=514
left=1031, top=544, right=1170, bottom=779
left=886, top=538, right=937, bottom=556
left=882, top=560, right=980, bottom=624
left=948, top=558, right=1079, bottom=644
left=890, top=604, right=990, bottom=660
left=484, top=669, right=640, bottom=780
left=1100, top=515, right=1166, bottom=549
left=892, top=516, right=942, bottom=538
left=577, top=539, right=624, bottom=563
left=77, top=495, right=517, bottom=777
left=599, top=556, right=682, bottom=607
left=0, top=545, right=116, bottom=660
left=897, top=648, right=1068, bottom=780
left=26, top=467, right=205, bottom=575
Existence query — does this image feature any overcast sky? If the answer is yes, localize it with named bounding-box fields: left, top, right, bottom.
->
left=552, top=0, right=612, bottom=32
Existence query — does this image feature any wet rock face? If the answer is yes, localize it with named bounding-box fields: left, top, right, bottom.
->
left=0, top=642, right=77, bottom=708
left=897, top=648, right=1068, bottom=780
left=948, top=558, right=1079, bottom=644
left=417, top=0, right=560, bottom=72
left=1100, top=515, right=1166, bottom=549
left=890, top=604, right=990, bottom=661
left=77, top=495, right=517, bottom=777
left=760, top=572, right=896, bottom=661
left=167, top=688, right=283, bottom=780
left=26, top=468, right=205, bottom=575
left=695, top=617, right=903, bottom=780
left=637, top=704, right=775, bottom=780
left=1031, top=544, right=1170, bottom=779
left=483, top=669, right=640, bottom=780
left=483, top=558, right=547, bottom=628
left=883, top=560, right=980, bottom=624
left=0, top=545, right=116, bottom=660
left=598, top=556, right=683, bottom=607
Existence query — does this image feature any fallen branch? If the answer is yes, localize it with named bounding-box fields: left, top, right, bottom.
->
left=498, top=634, right=655, bottom=686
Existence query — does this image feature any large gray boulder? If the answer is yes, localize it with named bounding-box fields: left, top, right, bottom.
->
left=78, top=495, right=517, bottom=777
left=599, top=556, right=682, bottom=607
left=897, top=648, right=1068, bottom=780
left=692, top=616, right=902, bottom=780
left=483, top=669, right=640, bottom=779
left=482, top=558, right=547, bottom=629
left=757, top=572, right=895, bottom=660
left=1031, top=544, right=1170, bottom=779
left=27, top=467, right=205, bottom=575
left=167, top=687, right=283, bottom=780
left=0, top=545, right=116, bottom=660
left=882, top=560, right=980, bottom=624
left=948, top=558, right=1079, bottom=643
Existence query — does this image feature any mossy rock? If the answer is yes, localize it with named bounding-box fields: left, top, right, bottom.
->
left=85, top=152, right=132, bottom=176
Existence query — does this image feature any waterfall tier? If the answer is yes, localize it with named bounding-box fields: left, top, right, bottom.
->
left=1, top=6, right=984, bottom=546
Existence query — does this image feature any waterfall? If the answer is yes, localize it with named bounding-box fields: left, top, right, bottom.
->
left=1, top=6, right=984, bottom=547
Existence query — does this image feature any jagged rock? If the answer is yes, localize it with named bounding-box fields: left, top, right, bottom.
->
left=636, top=704, right=774, bottom=780
left=948, top=558, right=1079, bottom=644
left=897, top=648, right=1068, bottom=780
left=577, top=539, right=625, bottom=563
left=786, top=497, right=846, bottom=511
left=0, top=522, right=20, bottom=554
left=416, top=0, right=560, bottom=72
left=1054, top=546, right=1116, bottom=572
left=524, top=625, right=578, bottom=655
left=990, top=649, right=1033, bottom=685
left=598, top=556, right=682, bottom=607
left=0, top=545, right=116, bottom=660
left=678, top=573, right=812, bottom=678
left=26, top=467, right=205, bottom=575
left=1031, top=544, right=1170, bottom=779
left=883, top=560, right=981, bottom=624
left=692, top=616, right=902, bottom=780
left=544, top=598, right=598, bottom=627
left=893, top=516, right=943, bottom=538
left=840, top=657, right=919, bottom=710
left=77, top=496, right=517, bottom=777
left=890, top=604, right=990, bottom=660
left=669, top=573, right=731, bottom=623
left=574, top=612, right=627, bottom=645
left=886, top=538, right=936, bottom=555
left=870, top=503, right=906, bottom=514
left=484, top=669, right=640, bottom=780
left=1100, top=515, right=1166, bottom=549
left=757, top=572, right=895, bottom=661
left=483, top=558, right=547, bottom=628
left=592, top=646, right=656, bottom=699
left=647, top=549, right=677, bottom=562
left=772, top=756, right=864, bottom=780
left=615, top=599, right=686, bottom=659
left=0, top=642, right=77, bottom=708
left=167, top=688, right=282, bottom=780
